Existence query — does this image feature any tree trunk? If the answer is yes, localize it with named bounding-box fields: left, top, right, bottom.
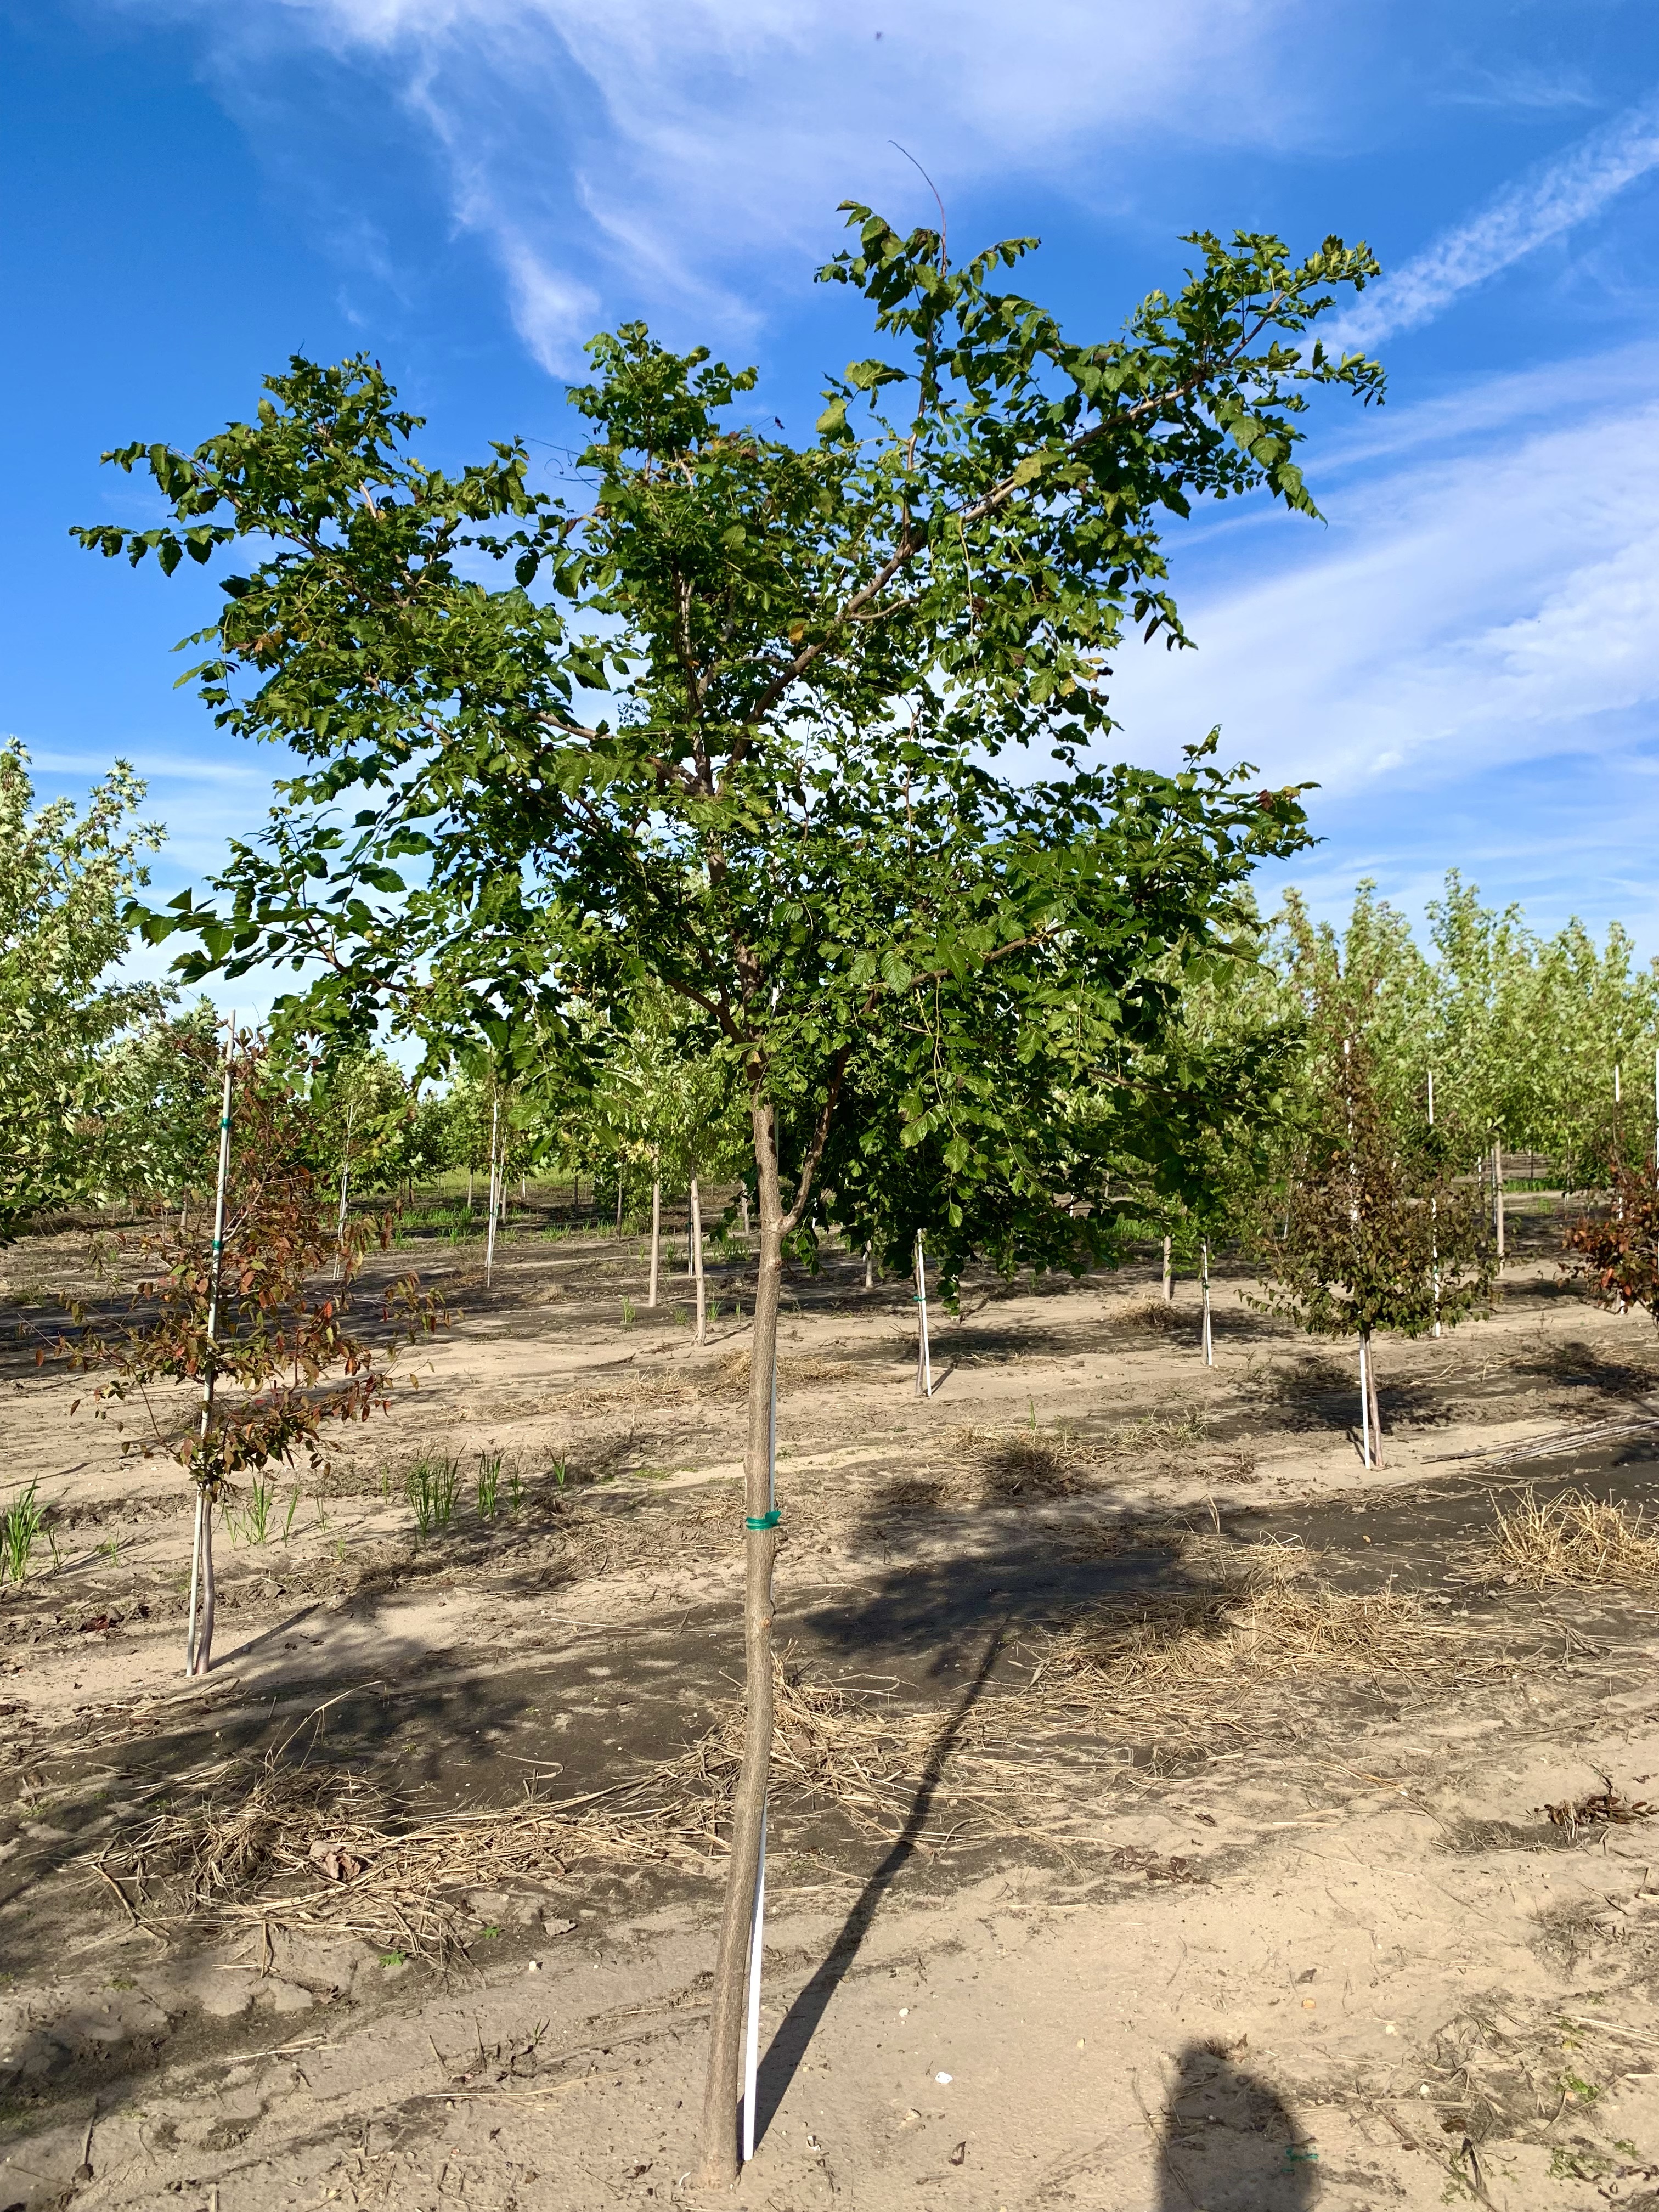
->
left=691, top=1176, right=707, bottom=1345
left=698, top=1097, right=783, bottom=2188
left=740, top=1189, right=750, bottom=1238
left=615, top=1173, right=623, bottom=1236
left=1365, top=1331, right=1384, bottom=1469
left=467, top=1168, right=473, bottom=1212
left=1493, top=1139, right=1505, bottom=1262
left=1161, top=1234, right=1172, bottom=1305
left=864, top=1242, right=875, bottom=1292
left=648, top=1178, right=662, bottom=1308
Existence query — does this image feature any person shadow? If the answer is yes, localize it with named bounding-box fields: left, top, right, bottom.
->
left=752, top=1626, right=1006, bottom=2146
left=1156, top=2043, right=1320, bottom=2211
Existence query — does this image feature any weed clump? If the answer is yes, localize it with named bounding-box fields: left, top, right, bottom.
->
left=0, top=1480, right=48, bottom=1583
left=405, top=1453, right=461, bottom=1538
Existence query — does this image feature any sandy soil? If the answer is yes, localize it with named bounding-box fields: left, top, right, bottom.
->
left=3, top=1195, right=1659, bottom=2210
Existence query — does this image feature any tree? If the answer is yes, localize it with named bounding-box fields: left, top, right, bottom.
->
left=0, top=744, right=170, bottom=1233
left=1251, top=1031, right=1493, bottom=1465
left=50, top=1031, right=447, bottom=1672
left=1564, top=1166, right=1659, bottom=1320
left=80, top=206, right=1383, bottom=2180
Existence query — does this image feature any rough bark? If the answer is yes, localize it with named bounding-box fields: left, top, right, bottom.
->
left=698, top=1096, right=784, bottom=2188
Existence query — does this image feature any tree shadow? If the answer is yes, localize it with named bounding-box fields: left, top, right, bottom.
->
left=1156, top=2042, right=1318, bottom=2211
left=752, top=1625, right=1006, bottom=2147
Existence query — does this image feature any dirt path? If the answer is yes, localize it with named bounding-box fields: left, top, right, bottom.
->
left=4, top=1201, right=1659, bottom=2207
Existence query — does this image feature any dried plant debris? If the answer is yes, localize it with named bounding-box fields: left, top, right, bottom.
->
left=660, top=1655, right=946, bottom=1843
left=950, top=1408, right=1226, bottom=1505
left=716, top=1350, right=857, bottom=1393
left=1489, top=1487, right=1659, bottom=1589
left=1029, top=1539, right=1448, bottom=1743
left=88, top=1658, right=967, bottom=1961
left=1104, top=1297, right=1196, bottom=1335
left=1541, top=1778, right=1657, bottom=1841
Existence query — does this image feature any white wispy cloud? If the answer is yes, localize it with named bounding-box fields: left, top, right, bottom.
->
left=114, top=0, right=1317, bottom=368
left=1329, top=87, right=1659, bottom=349
left=1103, top=348, right=1659, bottom=804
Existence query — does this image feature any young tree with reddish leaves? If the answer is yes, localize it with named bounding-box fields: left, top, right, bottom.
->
left=50, top=1031, right=447, bottom=1673
left=1251, top=1035, right=1493, bottom=1468
left=1565, top=1166, right=1659, bottom=1321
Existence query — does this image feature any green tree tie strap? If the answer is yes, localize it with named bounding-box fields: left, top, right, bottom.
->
left=744, top=1510, right=781, bottom=1531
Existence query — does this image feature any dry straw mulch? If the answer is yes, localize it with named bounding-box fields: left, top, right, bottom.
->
left=1488, top=1487, right=1659, bottom=1588
left=950, top=1409, right=1246, bottom=1503
left=1028, top=1538, right=1451, bottom=1743
left=88, top=1658, right=948, bottom=1962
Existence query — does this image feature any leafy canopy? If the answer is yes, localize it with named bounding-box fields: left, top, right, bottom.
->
left=0, top=744, right=170, bottom=1233
left=77, top=208, right=1384, bottom=1259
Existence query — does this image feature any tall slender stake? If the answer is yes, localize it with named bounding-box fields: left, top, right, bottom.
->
left=1358, top=1334, right=1372, bottom=1470
left=485, top=1096, right=500, bottom=1287
left=701, top=1094, right=782, bottom=2187
left=186, top=1025, right=235, bottom=1678
left=740, top=1355, right=777, bottom=2164
left=741, top=1799, right=768, bottom=2159
left=1161, top=1233, right=1173, bottom=1305
left=648, top=1172, right=662, bottom=1307
left=915, top=1232, right=933, bottom=1398
left=691, top=1175, right=707, bottom=1345
left=334, top=1102, right=353, bottom=1284
left=1200, top=1239, right=1213, bottom=1365
left=1429, top=1069, right=1441, bottom=1338
left=1492, top=1137, right=1505, bottom=1262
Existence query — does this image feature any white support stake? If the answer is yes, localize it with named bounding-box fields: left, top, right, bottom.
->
left=334, top=1102, right=353, bottom=1283
left=741, top=1799, right=769, bottom=2164
left=187, top=1024, right=235, bottom=1678
left=1358, top=1338, right=1372, bottom=1469
left=1200, top=1239, right=1213, bottom=1366
left=485, top=1096, right=500, bottom=1287
left=690, top=1175, right=706, bottom=1344
left=1429, top=1070, right=1441, bottom=1338
left=915, top=1233, right=933, bottom=1398
left=739, top=1349, right=780, bottom=2164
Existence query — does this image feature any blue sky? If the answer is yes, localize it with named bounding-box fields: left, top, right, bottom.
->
left=4, top=0, right=1658, bottom=1005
